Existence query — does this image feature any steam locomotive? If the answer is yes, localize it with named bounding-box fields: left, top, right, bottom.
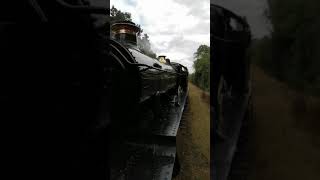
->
left=109, top=21, right=188, bottom=130
left=109, top=21, right=189, bottom=179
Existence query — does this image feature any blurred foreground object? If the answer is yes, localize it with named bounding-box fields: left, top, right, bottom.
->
left=211, top=3, right=252, bottom=180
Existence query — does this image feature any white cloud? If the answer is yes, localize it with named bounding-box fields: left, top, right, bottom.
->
left=111, top=0, right=210, bottom=73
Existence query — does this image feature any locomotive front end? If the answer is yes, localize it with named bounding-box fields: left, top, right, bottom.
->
left=110, top=21, right=180, bottom=108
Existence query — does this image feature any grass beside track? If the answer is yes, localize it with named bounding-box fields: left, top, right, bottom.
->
left=174, top=83, right=210, bottom=180
left=248, top=66, right=320, bottom=180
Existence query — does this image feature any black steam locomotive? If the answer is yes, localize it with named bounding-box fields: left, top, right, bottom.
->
left=109, top=21, right=189, bottom=179
left=109, top=21, right=188, bottom=130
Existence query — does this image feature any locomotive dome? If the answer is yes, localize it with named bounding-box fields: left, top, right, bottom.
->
left=158, top=55, right=167, bottom=64
left=111, top=20, right=140, bottom=46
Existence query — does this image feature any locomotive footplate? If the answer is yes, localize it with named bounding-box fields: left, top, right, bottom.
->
left=110, top=137, right=176, bottom=180
left=110, top=89, right=188, bottom=180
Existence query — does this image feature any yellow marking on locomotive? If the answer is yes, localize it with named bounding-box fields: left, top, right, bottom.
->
left=158, top=56, right=167, bottom=64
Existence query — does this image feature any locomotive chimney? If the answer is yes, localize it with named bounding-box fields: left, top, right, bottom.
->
left=111, top=21, right=140, bottom=46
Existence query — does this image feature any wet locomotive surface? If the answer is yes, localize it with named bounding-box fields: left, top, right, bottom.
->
left=110, top=89, right=188, bottom=180
left=109, top=20, right=190, bottom=179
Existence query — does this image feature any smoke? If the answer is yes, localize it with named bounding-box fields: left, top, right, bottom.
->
left=137, top=34, right=157, bottom=58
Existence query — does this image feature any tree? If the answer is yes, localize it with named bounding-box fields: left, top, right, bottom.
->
left=191, top=45, right=210, bottom=91
left=110, top=6, right=132, bottom=23
left=252, top=0, right=320, bottom=95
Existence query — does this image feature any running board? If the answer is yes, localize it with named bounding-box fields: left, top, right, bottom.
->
left=110, top=88, right=188, bottom=180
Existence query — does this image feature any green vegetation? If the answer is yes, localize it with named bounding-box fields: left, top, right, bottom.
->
left=110, top=6, right=157, bottom=58
left=251, top=0, right=320, bottom=96
left=247, top=2, right=320, bottom=178
left=189, top=45, right=210, bottom=92
left=110, top=6, right=132, bottom=23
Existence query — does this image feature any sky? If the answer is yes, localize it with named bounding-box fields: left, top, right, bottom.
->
left=211, top=0, right=271, bottom=39
left=110, top=0, right=210, bottom=73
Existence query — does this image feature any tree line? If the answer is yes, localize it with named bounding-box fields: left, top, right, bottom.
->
left=251, top=0, right=320, bottom=96
left=189, top=45, right=210, bottom=92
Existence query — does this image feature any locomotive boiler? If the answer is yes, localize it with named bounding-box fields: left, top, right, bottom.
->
left=109, top=20, right=188, bottom=129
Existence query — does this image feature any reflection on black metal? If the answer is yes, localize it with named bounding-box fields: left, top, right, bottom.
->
left=211, top=4, right=251, bottom=44
left=211, top=3, right=252, bottom=180
left=109, top=20, right=189, bottom=179
left=110, top=89, right=188, bottom=180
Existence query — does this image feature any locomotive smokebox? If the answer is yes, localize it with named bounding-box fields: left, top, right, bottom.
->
left=111, top=21, right=140, bottom=46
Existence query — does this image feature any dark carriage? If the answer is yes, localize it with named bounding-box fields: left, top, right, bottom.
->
left=211, top=3, right=252, bottom=180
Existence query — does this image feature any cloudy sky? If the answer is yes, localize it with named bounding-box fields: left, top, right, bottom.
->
left=212, top=0, right=271, bottom=38
left=110, top=0, right=210, bottom=73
